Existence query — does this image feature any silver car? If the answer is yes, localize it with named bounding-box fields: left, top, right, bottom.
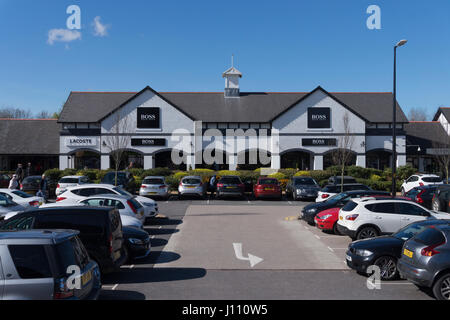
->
left=139, top=176, right=170, bottom=199
left=0, top=194, right=27, bottom=220
left=398, top=224, right=450, bottom=300
left=178, top=176, right=206, bottom=199
left=0, top=229, right=101, bottom=300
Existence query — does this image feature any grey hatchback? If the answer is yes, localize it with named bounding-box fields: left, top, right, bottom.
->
left=398, top=225, right=450, bottom=300
left=0, top=229, right=101, bottom=300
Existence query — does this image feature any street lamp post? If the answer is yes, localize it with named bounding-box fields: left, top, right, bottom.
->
left=392, top=39, right=408, bottom=197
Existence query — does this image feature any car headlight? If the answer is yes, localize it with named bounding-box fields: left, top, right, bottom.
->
left=307, top=208, right=317, bottom=213
left=320, top=214, right=332, bottom=220
left=128, top=238, right=144, bottom=245
left=355, top=249, right=373, bottom=257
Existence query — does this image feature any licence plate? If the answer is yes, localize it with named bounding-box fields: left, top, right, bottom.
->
left=265, top=188, right=274, bottom=191
left=403, top=249, right=413, bottom=258
left=187, top=186, right=196, bottom=189
left=81, top=270, right=92, bottom=286
left=226, top=186, right=235, bottom=189
left=346, top=255, right=352, bottom=262
left=39, top=202, right=43, bottom=206
left=148, top=192, right=157, bottom=195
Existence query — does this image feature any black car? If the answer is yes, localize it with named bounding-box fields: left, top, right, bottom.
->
left=122, top=226, right=151, bottom=262
left=0, top=207, right=127, bottom=274
left=216, top=176, right=245, bottom=199
left=328, top=176, right=357, bottom=185
left=0, top=173, right=11, bottom=188
left=301, top=190, right=390, bottom=225
left=286, top=176, right=321, bottom=201
left=406, top=185, right=438, bottom=210
left=347, top=219, right=450, bottom=281
left=21, top=175, right=57, bottom=199
left=431, top=184, right=450, bottom=212
left=101, top=171, right=136, bottom=194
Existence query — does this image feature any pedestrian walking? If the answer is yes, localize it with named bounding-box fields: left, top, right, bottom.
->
left=25, top=162, right=33, bottom=178
left=15, top=164, right=24, bottom=184
left=37, top=174, right=48, bottom=202
left=8, top=174, right=19, bottom=190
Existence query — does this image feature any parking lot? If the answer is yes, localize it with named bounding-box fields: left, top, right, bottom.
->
left=96, top=197, right=435, bottom=300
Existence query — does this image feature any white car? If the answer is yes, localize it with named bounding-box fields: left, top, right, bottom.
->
left=56, top=184, right=158, bottom=220
left=337, top=197, right=450, bottom=240
left=0, top=194, right=29, bottom=219
left=41, top=194, right=145, bottom=229
left=316, top=184, right=371, bottom=202
left=401, top=174, right=443, bottom=195
left=0, top=189, right=44, bottom=208
left=139, top=176, right=170, bottom=199
left=56, top=175, right=90, bottom=196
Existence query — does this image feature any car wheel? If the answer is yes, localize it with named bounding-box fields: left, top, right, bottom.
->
left=432, top=198, right=441, bottom=212
left=433, top=272, right=450, bottom=300
left=356, top=227, right=379, bottom=240
left=333, top=223, right=341, bottom=235
left=374, top=256, right=398, bottom=281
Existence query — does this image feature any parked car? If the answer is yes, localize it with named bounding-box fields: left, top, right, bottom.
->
left=303, top=190, right=391, bottom=225
left=401, top=174, right=443, bottom=195
left=432, top=184, right=450, bottom=212
left=346, top=219, right=450, bottom=281
left=337, top=197, right=450, bottom=240
left=216, top=176, right=245, bottom=199
left=56, top=184, right=158, bottom=221
left=40, top=194, right=145, bottom=229
left=398, top=224, right=450, bottom=300
left=0, top=189, right=44, bottom=209
left=21, top=175, right=57, bottom=199
left=316, top=184, right=371, bottom=202
left=139, top=176, right=170, bottom=199
left=101, top=171, right=136, bottom=194
left=0, top=229, right=101, bottom=300
left=178, top=176, right=206, bottom=199
left=253, top=178, right=282, bottom=200
left=0, top=174, right=11, bottom=188
left=56, top=176, right=90, bottom=197
left=0, top=194, right=28, bottom=220
left=328, top=176, right=357, bottom=185
left=286, top=176, right=321, bottom=201
left=0, top=207, right=127, bottom=274
left=122, top=226, right=151, bottom=262
left=406, top=185, right=438, bottom=210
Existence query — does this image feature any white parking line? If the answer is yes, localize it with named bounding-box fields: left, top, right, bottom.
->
left=151, top=235, right=156, bottom=239
left=158, top=226, right=162, bottom=229
left=288, top=201, right=292, bottom=205
left=112, top=284, right=119, bottom=291
left=315, top=235, right=321, bottom=240
left=328, top=247, right=335, bottom=252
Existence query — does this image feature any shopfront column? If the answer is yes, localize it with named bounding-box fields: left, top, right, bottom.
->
left=101, top=155, right=110, bottom=170
left=356, top=155, right=366, bottom=168
left=419, top=157, right=425, bottom=172
left=228, top=154, right=238, bottom=171
left=313, top=155, right=323, bottom=171
left=144, top=155, right=155, bottom=170
left=59, top=156, right=69, bottom=170
left=271, top=155, right=280, bottom=170
left=397, top=155, right=407, bottom=168
left=187, top=154, right=196, bottom=170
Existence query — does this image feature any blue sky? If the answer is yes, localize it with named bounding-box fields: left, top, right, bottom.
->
left=0, top=0, right=449, bottom=117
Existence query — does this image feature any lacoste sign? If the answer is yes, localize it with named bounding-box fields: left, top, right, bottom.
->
left=65, top=138, right=97, bottom=147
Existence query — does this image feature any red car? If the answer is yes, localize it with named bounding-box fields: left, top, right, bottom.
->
left=315, top=207, right=341, bottom=234
left=253, top=178, right=282, bottom=200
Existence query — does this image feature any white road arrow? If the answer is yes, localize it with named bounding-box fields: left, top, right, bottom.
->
left=233, top=243, right=264, bottom=268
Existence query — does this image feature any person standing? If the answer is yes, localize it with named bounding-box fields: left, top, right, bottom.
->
left=25, top=162, right=33, bottom=178
left=15, top=164, right=24, bottom=184
left=8, top=174, right=19, bottom=190
left=209, top=175, right=217, bottom=198
left=37, top=174, right=48, bottom=202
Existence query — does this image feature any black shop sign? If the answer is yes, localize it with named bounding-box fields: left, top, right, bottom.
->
left=137, top=108, right=160, bottom=129
left=131, top=138, right=166, bottom=147
left=303, top=138, right=337, bottom=147
left=308, top=108, right=331, bottom=129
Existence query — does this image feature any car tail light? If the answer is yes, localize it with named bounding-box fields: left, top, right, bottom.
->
left=160, top=185, right=166, bottom=189
left=217, top=183, right=224, bottom=188
left=416, top=190, right=425, bottom=204
left=29, top=200, right=40, bottom=207
left=57, top=184, right=60, bottom=189
left=419, top=182, right=424, bottom=187
left=140, top=185, right=146, bottom=189
left=346, top=214, right=359, bottom=221
left=322, top=194, right=330, bottom=199
left=20, top=184, right=23, bottom=190
left=56, top=197, right=66, bottom=202
left=127, top=200, right=137, bottom=214
left=54, top=278, right=74, bottom=300
left=421, top=242, right=444, bottom=257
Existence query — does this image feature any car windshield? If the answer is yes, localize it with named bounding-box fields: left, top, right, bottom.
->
left=393, top=223, right=432, bottom=241
left=59, top=178, right=80, bottom=184
left=326, top=192, right=349, bottom=203
left=0, top=194, right=17, bottom=207
left=219, top=177, right=241, bottom=184
left=103, top=173, right=127, bottom=183
left=422, top=177, right=442, bottom=183
left=113, top=187, right=133, bottom=197
left=294, top=178, right=317, bottom=186
left=11, top=190, right=32, bottom=199
left=182, top=178, right=201, bottom=185
left=143, top=178, right=165, bottom=185
left=258, top=179, right=278, bottom=185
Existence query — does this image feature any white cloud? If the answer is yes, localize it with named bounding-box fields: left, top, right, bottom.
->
left=93, top=16, right=109, bottom=37
left=47, top=29, right=81, bottom=45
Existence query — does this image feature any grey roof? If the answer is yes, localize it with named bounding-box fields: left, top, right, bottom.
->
left=58, top=86, right=408, bottom=124
left=0, top=119, right=60, bottom=155
left=0, top=230, right=78, bottom=244
left=405, top=122, right=449, bottom=155
left=433, top=107, right=450, bottom=122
